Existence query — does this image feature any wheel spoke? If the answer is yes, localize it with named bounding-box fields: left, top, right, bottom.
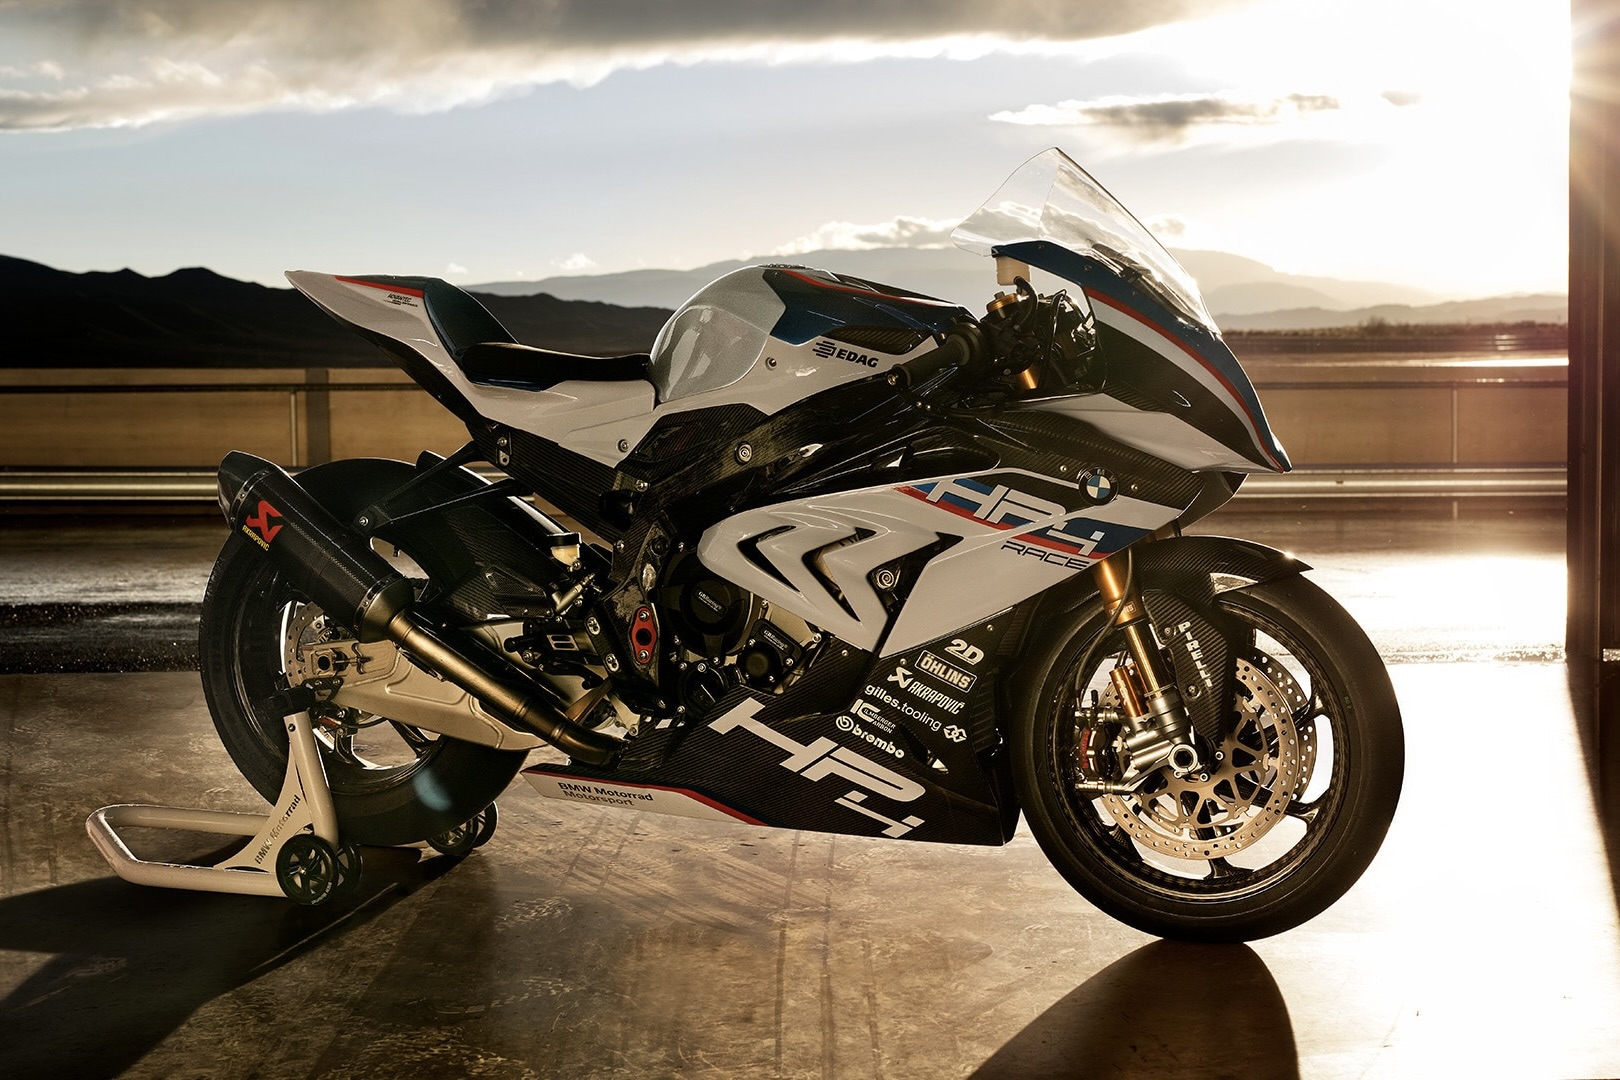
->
left=1099, top=818, right=1149, bottom=865
left=389, top=721, right=434, bottom=754
left=1287, top=799, right=1323, bottom=826
left=328, top=730, right=363, bottom=767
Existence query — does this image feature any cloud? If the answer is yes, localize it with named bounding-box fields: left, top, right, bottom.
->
left=774, top=215, right=959, bottom=254
left=1144, top=215, right=1189, bottom=240
left=553, top=253, right=598, bottom=272
left=991, top=91, right=1343, bottom=143
left=0, top=0, right=1256, bottom=131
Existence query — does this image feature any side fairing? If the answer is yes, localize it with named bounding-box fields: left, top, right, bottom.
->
left=696, top=468, right=1186, bottom=655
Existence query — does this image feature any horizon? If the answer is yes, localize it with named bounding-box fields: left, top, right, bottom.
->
left=2, top=243, right=1571, bottom=310
left=2, top=244, right=1570, bottom=340
left=0, top=0, right=1570, bottom=302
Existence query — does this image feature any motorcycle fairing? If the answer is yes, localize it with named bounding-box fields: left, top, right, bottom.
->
left=755, top=266, right=966, bottom=346
left=951, top=147, right=1289, bottom=475
left=998, top=239, right=1290, bottom=474
left=696, top=467, right=1182, bottom=656
left=525, top=615, right=1021, bottom=846
left=289, top=267, right=964, bottom=470
left=288, top=271, right=669, bottom=467
left=522, top=769, right=771, bottom=826
left=637, top=266, right=967, bottom=422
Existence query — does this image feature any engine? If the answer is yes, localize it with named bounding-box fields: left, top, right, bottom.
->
left=655, top=551, right=816, bottom=715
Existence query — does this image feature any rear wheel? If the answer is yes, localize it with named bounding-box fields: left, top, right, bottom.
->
left=1014, top=574, right=1403, bottom=942
left=198, top=459, right=527, bottom=846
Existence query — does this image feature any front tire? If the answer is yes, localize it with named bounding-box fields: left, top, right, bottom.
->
left=1013, top=574, right=1403, bottom=942
left=198, top=459, right=527, bottom=846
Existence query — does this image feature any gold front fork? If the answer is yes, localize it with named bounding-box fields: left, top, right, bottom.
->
left=1092, top=547, right=1203, bottom=781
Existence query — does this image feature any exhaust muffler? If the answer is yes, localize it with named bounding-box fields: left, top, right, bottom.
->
left=216, top=451, right=620, bottom=766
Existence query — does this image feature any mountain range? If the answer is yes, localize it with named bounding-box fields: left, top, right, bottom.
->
left=0, top=254, right=671, bottom=368
left=1, top=248, right=1566, bottom=370
left=471, top=246, right=1568, bottom=328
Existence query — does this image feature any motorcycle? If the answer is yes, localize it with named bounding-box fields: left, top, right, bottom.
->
left=199, top=148, right=1403, bottom=942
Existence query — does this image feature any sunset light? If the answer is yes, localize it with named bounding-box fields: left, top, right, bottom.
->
left=0, top=0, right=1570, bottom=302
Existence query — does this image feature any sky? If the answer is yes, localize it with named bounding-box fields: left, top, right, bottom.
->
left=0, top=0, right=1571, bottom=302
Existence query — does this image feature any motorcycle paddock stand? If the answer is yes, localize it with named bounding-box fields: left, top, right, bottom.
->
left=87, top=683, right=502, bottom=905
left=86, top=702, right=367, bottom=905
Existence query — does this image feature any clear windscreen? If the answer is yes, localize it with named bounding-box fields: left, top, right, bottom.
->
left=952, top=148, right=1217, bottom=332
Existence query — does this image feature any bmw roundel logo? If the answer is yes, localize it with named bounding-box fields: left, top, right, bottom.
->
left=1081, top=468, right=1116, bottom=505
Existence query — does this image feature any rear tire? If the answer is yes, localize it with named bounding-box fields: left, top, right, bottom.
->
left=1013, top=574, right=1403, bottom=942
left=199, top=459, right=527, bottom=846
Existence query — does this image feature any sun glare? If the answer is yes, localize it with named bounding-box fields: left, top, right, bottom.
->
left=1116, top=0, right=1572, bottom=296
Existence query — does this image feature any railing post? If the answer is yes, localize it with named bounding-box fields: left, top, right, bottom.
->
left=288, top=387, right=301, bottom=467
left=1570, top=0, right=1620, bottom=667
left=304, top=368, right=331, bottom=466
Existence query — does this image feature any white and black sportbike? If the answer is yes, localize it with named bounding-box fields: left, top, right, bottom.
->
left=201, top=148, right=1403, bottom=941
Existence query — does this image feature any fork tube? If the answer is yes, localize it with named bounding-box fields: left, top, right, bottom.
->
left=1093, top=551, right=1175, bottom=699
left=1092, top=550, right=1202, bottom=776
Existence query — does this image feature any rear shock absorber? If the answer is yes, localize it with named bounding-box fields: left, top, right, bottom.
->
left=1092, top=551, right=1203, bottom=783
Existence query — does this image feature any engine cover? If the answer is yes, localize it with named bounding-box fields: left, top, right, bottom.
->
left=657, top=551, right=760, bottom=658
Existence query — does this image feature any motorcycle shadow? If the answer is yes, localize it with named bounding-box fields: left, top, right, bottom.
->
left=971, top=939, right=1299, bottom=1080
left=0, top=844, right=459, bottom=1078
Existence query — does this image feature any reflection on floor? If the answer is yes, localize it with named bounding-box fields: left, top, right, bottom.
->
left=1, top=505, right=1616, bottom=1079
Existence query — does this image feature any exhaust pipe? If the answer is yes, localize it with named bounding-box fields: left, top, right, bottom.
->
left=217, top=451, right=620, bottom=766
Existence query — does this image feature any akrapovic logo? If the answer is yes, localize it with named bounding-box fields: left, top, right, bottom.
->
left=241, top=499, right=283, bottom=550
left=812, top=339, right=881, bottom=368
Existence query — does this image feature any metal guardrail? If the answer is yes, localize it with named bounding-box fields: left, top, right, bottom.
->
left=0, top=368, right=1569, bottom=503
left=0, top=469, right=220, bottom=502
left=1236, top=467, right=1566, bottom=498
left=0, top=466, right=1566, bottom=503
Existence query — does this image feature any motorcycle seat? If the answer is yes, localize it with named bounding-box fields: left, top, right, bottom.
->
left=456, top=341, right=652, bottom=393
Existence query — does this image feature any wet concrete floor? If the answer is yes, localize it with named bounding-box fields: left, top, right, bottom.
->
left=1, top=502, right=1617, bottom=1078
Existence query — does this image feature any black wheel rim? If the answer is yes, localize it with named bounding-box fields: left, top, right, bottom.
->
left=1044, top=598, right=1349, bottom=905
left=225, top=558, right=448, bottom=799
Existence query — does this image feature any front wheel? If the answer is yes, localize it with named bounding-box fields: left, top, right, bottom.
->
left=1013, top=573, right=1404, bottom=942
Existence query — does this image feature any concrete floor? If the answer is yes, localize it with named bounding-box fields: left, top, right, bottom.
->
left=2, top=503, right=1618, bottom=1078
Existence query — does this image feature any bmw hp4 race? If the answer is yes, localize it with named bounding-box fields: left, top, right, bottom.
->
left=200, top=148, right=1404, bottom=941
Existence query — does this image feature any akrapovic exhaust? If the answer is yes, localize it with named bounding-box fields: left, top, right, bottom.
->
left=218, top=451, right=413, bottom=643
left=216, top=451, right=620, bottom=766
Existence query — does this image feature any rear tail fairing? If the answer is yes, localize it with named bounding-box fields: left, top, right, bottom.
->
left=285, top=272, right=489, bottom=428
left=285, top=271, right=662, bottom=467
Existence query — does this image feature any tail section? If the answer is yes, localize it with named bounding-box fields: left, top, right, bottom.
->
left=285, top=271, right=505, bottom=426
